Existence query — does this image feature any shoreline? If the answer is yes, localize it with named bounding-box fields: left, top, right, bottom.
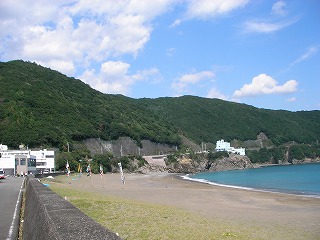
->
left=47, top=172, right=320, bottom=239
left=181, top=172, right=320, bottom=199
left=182, top=162, right=320, bottom=199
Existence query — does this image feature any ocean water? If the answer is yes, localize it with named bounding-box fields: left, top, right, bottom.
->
left=187, top=163, right=320, bottom=197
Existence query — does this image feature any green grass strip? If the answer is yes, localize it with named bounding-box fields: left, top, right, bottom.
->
left=48, top=181, right=311, bottom=240
left=49, top=185, right=251, bottom=240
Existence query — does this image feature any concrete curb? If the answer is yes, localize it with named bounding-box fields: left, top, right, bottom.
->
left=23, top=177, right=121, bottom=240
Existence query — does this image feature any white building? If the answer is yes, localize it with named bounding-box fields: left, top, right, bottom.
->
left=0, top=154, right=15, bottom=173
left=31, top=149, right=55, bottom=173
left=215, top=139, right=245, bottom=156
left=0, top=144, right=55, bottom=175
left=0, top=144, right=8, bottom=151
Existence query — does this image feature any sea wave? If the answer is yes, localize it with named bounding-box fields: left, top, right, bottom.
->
left=181, top=174, right=320, bottom=198
left=181, top=174, right=254, bottom=190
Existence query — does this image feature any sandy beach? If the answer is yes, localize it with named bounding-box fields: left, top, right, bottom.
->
left=49, top=172, right=320, bottom=239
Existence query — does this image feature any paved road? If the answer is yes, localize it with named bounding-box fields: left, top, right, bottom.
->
left=0, top=177, right=24, bottom=240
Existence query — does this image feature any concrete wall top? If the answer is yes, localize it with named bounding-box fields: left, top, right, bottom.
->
left=23, top=177, right=121, bottom=240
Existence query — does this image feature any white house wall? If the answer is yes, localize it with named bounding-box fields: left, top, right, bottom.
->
left=215, top=139, right=246, bottom=156
left=0, top=147, right=55, bottom=173
left=31, top=149, right=55, bottom=172
left=0, top=155, right=15, bottom=168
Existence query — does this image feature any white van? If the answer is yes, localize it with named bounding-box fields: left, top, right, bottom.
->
left=0, top=168, right=5, bottom=179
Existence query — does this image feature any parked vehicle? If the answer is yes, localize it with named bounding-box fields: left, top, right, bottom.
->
left=0, top=168, right=5, bottom=179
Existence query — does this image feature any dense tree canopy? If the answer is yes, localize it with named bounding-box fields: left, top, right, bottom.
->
left=140, top=96, right=320, bottom=145
left=0, top=60, right=180, bottom=148
left=0, top=60, right=319, bottom=151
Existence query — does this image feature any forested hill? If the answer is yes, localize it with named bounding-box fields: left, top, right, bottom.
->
left=140, top=96, right=320, bottom=145
left=0, top=60, right=319, bottom=149
left=0, top=60, right=180, bottom=148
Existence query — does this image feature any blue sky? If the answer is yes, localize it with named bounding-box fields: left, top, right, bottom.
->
left=1, top=0, right=319, bottom=111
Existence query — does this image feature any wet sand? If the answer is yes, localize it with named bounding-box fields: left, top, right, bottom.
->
left=54, top=172, right=320, bottom=239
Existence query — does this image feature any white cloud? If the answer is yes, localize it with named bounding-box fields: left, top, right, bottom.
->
left=171, top=70, right=215, bottom=94
left=290, top=47, right=318, bottom=67
left=68, top=0, right=175, bottom=19
left=207, top=88, right=227, bottom=100
left=185, top=0, right=249, bottom=19
left=79, top=61, right=160, bottom=95
left=19, top=17, right=82, bottom=72
left=281, top=46, right=319, bottom=73
left=166, top=48, right=176, bottom=57
left=180, top=71, right=215, bottom=84
left=80, top=61, right=130, bottom=94
left=131, top=68, right=161, bottom=84
left=243, top=19, right=295, bottom=33
left=101, top=61, right=130, bottom=78
left=0, top=0, right=174, bottom=77
left=272, top=1, right=287, bottom=16
left=169, top=19, right=182, bottom=28
left=233, top=74, right=298, bottom=98
left=107, top=14, right=152, bottom=57
left=286, top=97, right=296, bottom=102
left=39, top=59, right=76, bottom=76
left=243, top=1, right=297, bottom=34
left=0, top=0, right=64, bottom=25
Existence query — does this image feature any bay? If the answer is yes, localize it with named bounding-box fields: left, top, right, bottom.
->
left=187, top=163, right=320, bottom=197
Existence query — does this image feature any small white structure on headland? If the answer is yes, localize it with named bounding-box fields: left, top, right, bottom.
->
left=215, top=139, right=245, bottom=156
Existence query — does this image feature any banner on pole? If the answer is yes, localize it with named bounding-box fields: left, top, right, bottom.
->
left=66, top=161, right=70, bottom=177
left=86, top=164, right=91, bottom=177
left=118, top=162, right=125, bottom=184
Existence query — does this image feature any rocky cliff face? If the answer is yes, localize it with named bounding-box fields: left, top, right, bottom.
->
left=207, top=154, right=253, bottom=172
left=166, top=156, right=207, bottom=173
left=165, top=154, right=253, bottom=174
left=84, top=137, right=177, bottom=157
left=291, top=157, right=320, bottom=164
left=242, top=132, right=274, bottom=150
left=165, top=155, right=320, bottom=174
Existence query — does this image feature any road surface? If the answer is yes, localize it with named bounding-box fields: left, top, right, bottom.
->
left=0, top=176, right=24, bottom=240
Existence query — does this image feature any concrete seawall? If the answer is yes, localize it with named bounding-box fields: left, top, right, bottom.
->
left=23, top=177, right=121, bottom=240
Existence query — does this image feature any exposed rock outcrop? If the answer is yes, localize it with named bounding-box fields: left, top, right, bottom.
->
left=242, top=132, right=274, bottom=150
left=84, top=137, right=177, bottom=157
left=137, top=165, right=167, bottom=174
left=291, top=157, right=320, bottom=165
left=166, top=156, right=207, bottom=173
left=208, top=154, right=253, bottom=172
left=165, top=153, right=253, bottom=173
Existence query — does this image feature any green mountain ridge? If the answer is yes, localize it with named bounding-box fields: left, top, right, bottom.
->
left=142, top=96, right=320, bottom=145
left=0, top=60, right=319, bottom=149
